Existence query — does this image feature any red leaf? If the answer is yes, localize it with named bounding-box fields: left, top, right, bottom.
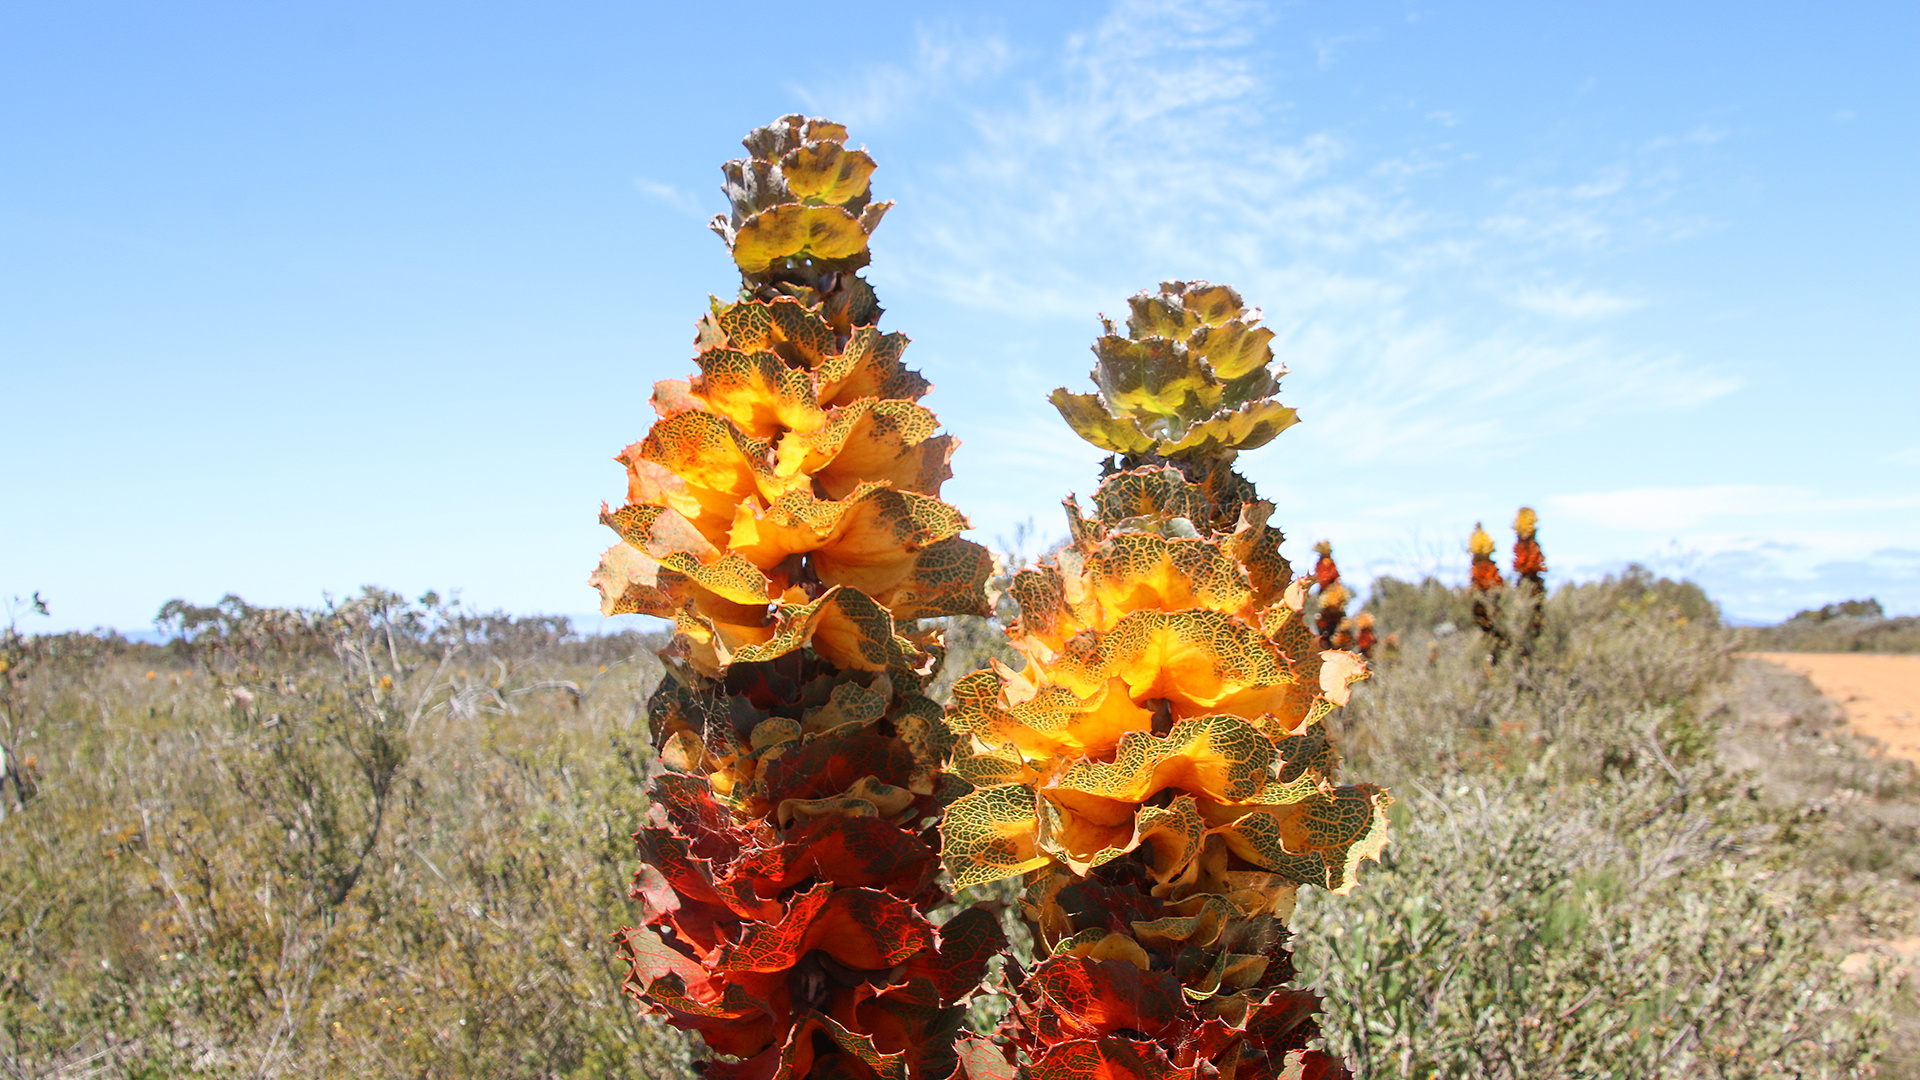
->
left=720, top=815, right=939, bottom=903
left=649, top=771, right=747, bottom=860
left=761, top=730, right=919, bottom=804
left=945, top=1035, right=1018, bottom=1080
left=706, top=1010, right=911, bottom=1080
left=1028, top=1037, right=1193, bottom=1080
left=916, top=907, right=1006, bottom=1000
left=717, top=885, right=933, bottom=974
left=1018, top=956, right=1180, bottom=1046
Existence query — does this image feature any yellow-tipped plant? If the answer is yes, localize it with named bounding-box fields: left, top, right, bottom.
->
left=1512, top=507, right=1547, bottom=658
left=1468, top=522, right=1511, bottom=664
left=594, top=116, right=1002, bottom=1080
left=942, top=282, right=1387, bottom=1079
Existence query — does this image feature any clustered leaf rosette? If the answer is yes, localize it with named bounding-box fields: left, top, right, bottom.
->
left=1048, top=282, right=1301, bottom=461
left=598, top=116, right=1002, bottom=1080
left=617, top=761, right=1003, bottom=1080
left=711, top=114, right=893, bottom=292
left=943, top=283, right=1389, bottom=1079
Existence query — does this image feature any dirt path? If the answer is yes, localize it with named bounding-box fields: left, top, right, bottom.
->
left=1743, top=653, right=1920, bottom=1022
left=1748, top=652, right=1920, bottom=767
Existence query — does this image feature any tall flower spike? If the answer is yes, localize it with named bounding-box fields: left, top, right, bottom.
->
left=1310, top=540, right=1351, bottom=652
left=599, top=117, right=1001, bottom=1080
left=944, top=282, right=1388, bottom=1079
left=1351, top=611, right=1378, bottom=660
left=1512, top=507, right=1546, bottom=659
left=1468, top=522, right=1510, bottom=664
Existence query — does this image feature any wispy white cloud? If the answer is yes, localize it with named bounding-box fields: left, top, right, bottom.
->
left=1641, top=124, right=1731, bottom=152
left=790, top=23, right=1013, bottom=130
left=1293, top=326, right=1735, bottom=464
left=1503, top=280, right=1646, bottom=319
left=1643, top=541, right=1920, bottom=620
left=1312, top=30, right=1373, bottom=70
left=633, top=176, right=708, bottom=218
left=1548, top=485, right=1920, bottom=532
left=1483, top=122, right=1733, bottom=257
left=1537, top=485, right=1920, bottom=618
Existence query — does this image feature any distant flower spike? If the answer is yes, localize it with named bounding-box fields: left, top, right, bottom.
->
left=1512, top=507, right=1547, bottom=658
left=1351, top=611, right=1378, bottom=660
left=597, top=116, right=1000, bottom=1080
left=944, top=283, right=1386, bottom=1078
left=1310, top=540, right=1352, bottom=652
left=1468, top=522, right=1510, bottom=664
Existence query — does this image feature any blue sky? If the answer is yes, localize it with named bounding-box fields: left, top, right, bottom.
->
left=4, top=0, right=1915, bottom=632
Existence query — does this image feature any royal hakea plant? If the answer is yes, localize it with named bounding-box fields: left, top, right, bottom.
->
left=1349, top=612, right=1377, bottom=661
left=941, top=282, right=1392, bottom=1079
left=1511, top=507, right=1547, bottom=658
left=592, top=115, right=1005, bottom=1080
left=1468, top=522, right=1511, bottom=663
left=1308, top=541, right=1351, bottom=652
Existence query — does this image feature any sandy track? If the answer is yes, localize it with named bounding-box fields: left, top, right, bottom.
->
left=1748, top=652, right=1920, bottom=767
left=1749, top=652, right=1920, bottom=990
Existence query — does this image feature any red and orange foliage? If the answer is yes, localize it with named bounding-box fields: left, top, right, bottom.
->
left=1309, top=541, right=1352, bottom=652
left=1511, top=507, right=1547, bottom=657
left=1467, top=524, right=1501, bottom=595
left=941, top=282, right=1389, bottom=1079
left=1468, top=523, right=1511, bottom=663
left=594, top=116, right=1003, bottom=1080
left=1350, top=612, right=1377, bottom=661
left=1511, top=508, right=1545, bottom=584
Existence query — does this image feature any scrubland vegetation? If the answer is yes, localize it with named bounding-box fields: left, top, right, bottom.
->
left=0, top=592, right=694, bottom=1077
left=0, top=570, right=1912, bottom=1078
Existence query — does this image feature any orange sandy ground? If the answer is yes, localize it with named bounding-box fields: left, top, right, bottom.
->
left=1748, top=652, right=1920, bottom=978
left=1749, top=652, right=1920, bottom=768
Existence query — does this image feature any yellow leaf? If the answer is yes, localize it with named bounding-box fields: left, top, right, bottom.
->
left=730, top=203, right=889, bottom=275
left=777, top=398, right=952, bottom=499
left=942, top=784, right=1051, bottom=888
left=1207, top=784, right=1393, bottom=893
left=1047, top=390, right=1156, bottom=455
left=1158, top=399, right=1299, bottom=457
left=689, top=348, right=826, bottom=439
left=1045, top=609, right=1297, bottom=721
left=779, top=142, right=877, bottom=205
left=947, top=669, right=1154, bottom=763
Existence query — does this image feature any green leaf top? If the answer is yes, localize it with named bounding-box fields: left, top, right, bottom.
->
left=1050, top=281, right=1299, bottom=462
left=710, top=114, right=893, bottom=287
